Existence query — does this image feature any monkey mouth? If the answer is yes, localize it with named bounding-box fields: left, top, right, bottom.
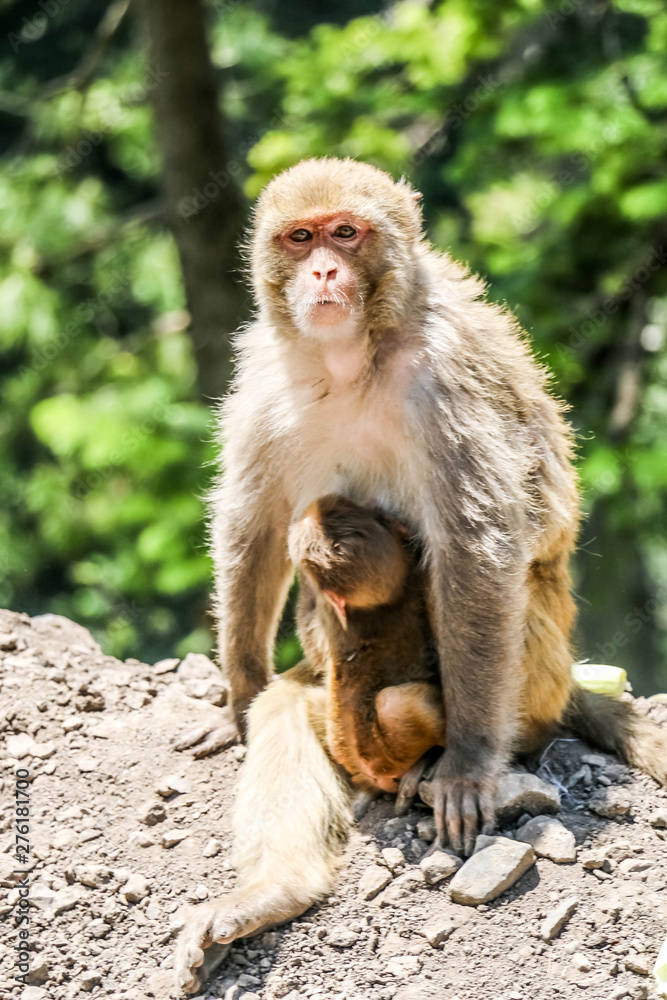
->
left=310, top=297, right=348, bottom=307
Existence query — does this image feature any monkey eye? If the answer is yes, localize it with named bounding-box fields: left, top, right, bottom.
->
left=288, top=228, right=312, bottom=243
left=333, top=224, right=357, bottom=239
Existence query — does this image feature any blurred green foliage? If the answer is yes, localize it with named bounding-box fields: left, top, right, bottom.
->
left=1, top=0, right=666, bottom=689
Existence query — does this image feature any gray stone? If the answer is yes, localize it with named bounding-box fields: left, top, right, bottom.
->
left=378, top=930, right=424, bottom=957
left=128, top=829, right=155, bottom=848
left=409, top=838, right=429, bottom=860
left=581, top=753, right=607, bottom=767
left=30, top=884, right=56, bottom=911
left=381, top=847, right=405, bottom=872
left=161, top=828, right=190, bottom=848
left=421, top=908, right=473, bottom=947
left=52, top=886, right=83, bottom=914
left=139, top=802, right=167, bottom=826
left=22, top=988, right=48, bottom=1000
left=376, top=870, right=425, bottom=907
left=385, top=955, right=422, bottom=977
left=153, top=657, right=180, bottom=675
left=177, top=652, right=220, bottom=679
left=7, top=732, right=35, bottom=758
left=571, top=952, right=592, bottom=972
left=72, top=864, right=112, bottom=888
left=618, top=857, right=652, bottom=875
left=79, top=971, right=102, bottom=991
left=121, top=874, right=150, bottom=902
left=515, top=815, right=576, bottom=863
left=625, top=953, right=651, bottom=975
left=202, top=838, right=223, bottom=857
left=580, top=846, right=608, bottom=870
left=450, top=836, right=535, bottom=905
left=540, top=896, right=578, bottom=940
left=358, top=864, right=393, bottom=901
left=27, top=960, right=49, bottom=984
left=326, top=925, right=360, bottom=948
left=588, top=788, right=632, bottom=818
left=88, top=919, right=111, bottom=938
left=649, top=808, right=667, bottom=828
left=494, top=772, right=561, bottom=821
left=157, top=774, right=192, bottom=797
left=417, top=780, right=435, bottom=808
left=419, top=850, right=462, bottom=885
left=76, top=754, right=99, bottom=772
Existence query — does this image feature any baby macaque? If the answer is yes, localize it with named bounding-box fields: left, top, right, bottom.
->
left=288, top=494, right=446, bottom=796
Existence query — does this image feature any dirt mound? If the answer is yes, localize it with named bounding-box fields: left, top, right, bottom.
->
left=1, top=609, right=667, bottom=1000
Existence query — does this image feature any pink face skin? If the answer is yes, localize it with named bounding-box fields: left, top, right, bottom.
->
left=277, top=213, right=372, bottom=331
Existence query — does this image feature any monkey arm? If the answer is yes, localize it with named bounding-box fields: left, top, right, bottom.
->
left=210, top=407, right=292, bottom=738
left=426, top=536, right=528, bottom=854
left=417, top=403, right=532, bottom=855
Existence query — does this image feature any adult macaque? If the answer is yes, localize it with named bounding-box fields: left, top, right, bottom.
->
left=211, top=156, right=581, bottom=853
left=288, top=493, right=445, bottom=800
left=175, top=158, right=667, bottom=992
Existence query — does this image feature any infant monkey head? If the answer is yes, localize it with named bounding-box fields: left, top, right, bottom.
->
left=288, top=494, right=410, bottom=628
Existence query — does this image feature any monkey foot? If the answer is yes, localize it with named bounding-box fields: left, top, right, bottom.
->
left=172, top=707, right=238, bottom=758
left=174, top=898, right=259, bottom=994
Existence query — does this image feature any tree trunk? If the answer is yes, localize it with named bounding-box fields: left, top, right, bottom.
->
left=135, top=0, right=248, bottom=401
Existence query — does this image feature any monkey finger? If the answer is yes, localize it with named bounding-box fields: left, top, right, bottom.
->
left=174, top=942, right=205, bottom=995
left=395, top=759, right=428, bottom=815
left=172, top=721, right=215, bottom=751
left=479, top=783, right=497, bottom=834
left=445, top=786, right=464, bottom=854
left=432, top=781, right=448, bottom=848
left=176, top=968, right=201, bottom=995
left=192, top=722, right=238, bottom=759
left=462, top=789, right=480, bottom=857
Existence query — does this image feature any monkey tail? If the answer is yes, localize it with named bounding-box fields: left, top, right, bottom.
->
left=562, top=685, right=667, bottom=785
left=231, top=666, right=352, bottom=927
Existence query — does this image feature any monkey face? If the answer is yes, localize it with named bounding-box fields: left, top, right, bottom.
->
left=250, top=158, right=423, bottom=339
left=279, top=214, right=370, bottom=337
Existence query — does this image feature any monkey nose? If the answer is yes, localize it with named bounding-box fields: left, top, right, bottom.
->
left=312, top=267, right=337, bottom=281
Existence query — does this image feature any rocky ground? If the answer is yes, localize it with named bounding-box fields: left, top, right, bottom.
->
left=2, top=608, right=667, bottom=1000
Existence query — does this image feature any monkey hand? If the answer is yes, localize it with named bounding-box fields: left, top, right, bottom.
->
left=174, top=896, right=257, bottom=994
left=428, top=750, right=497, bottom=856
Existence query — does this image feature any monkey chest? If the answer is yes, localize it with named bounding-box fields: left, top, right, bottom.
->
left=297, top=392, right=416, bottom=502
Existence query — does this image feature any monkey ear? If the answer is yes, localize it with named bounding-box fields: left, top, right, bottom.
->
left=322, top=590, right=347, bottom=630
left=411, top=191, right=423, bottom=202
